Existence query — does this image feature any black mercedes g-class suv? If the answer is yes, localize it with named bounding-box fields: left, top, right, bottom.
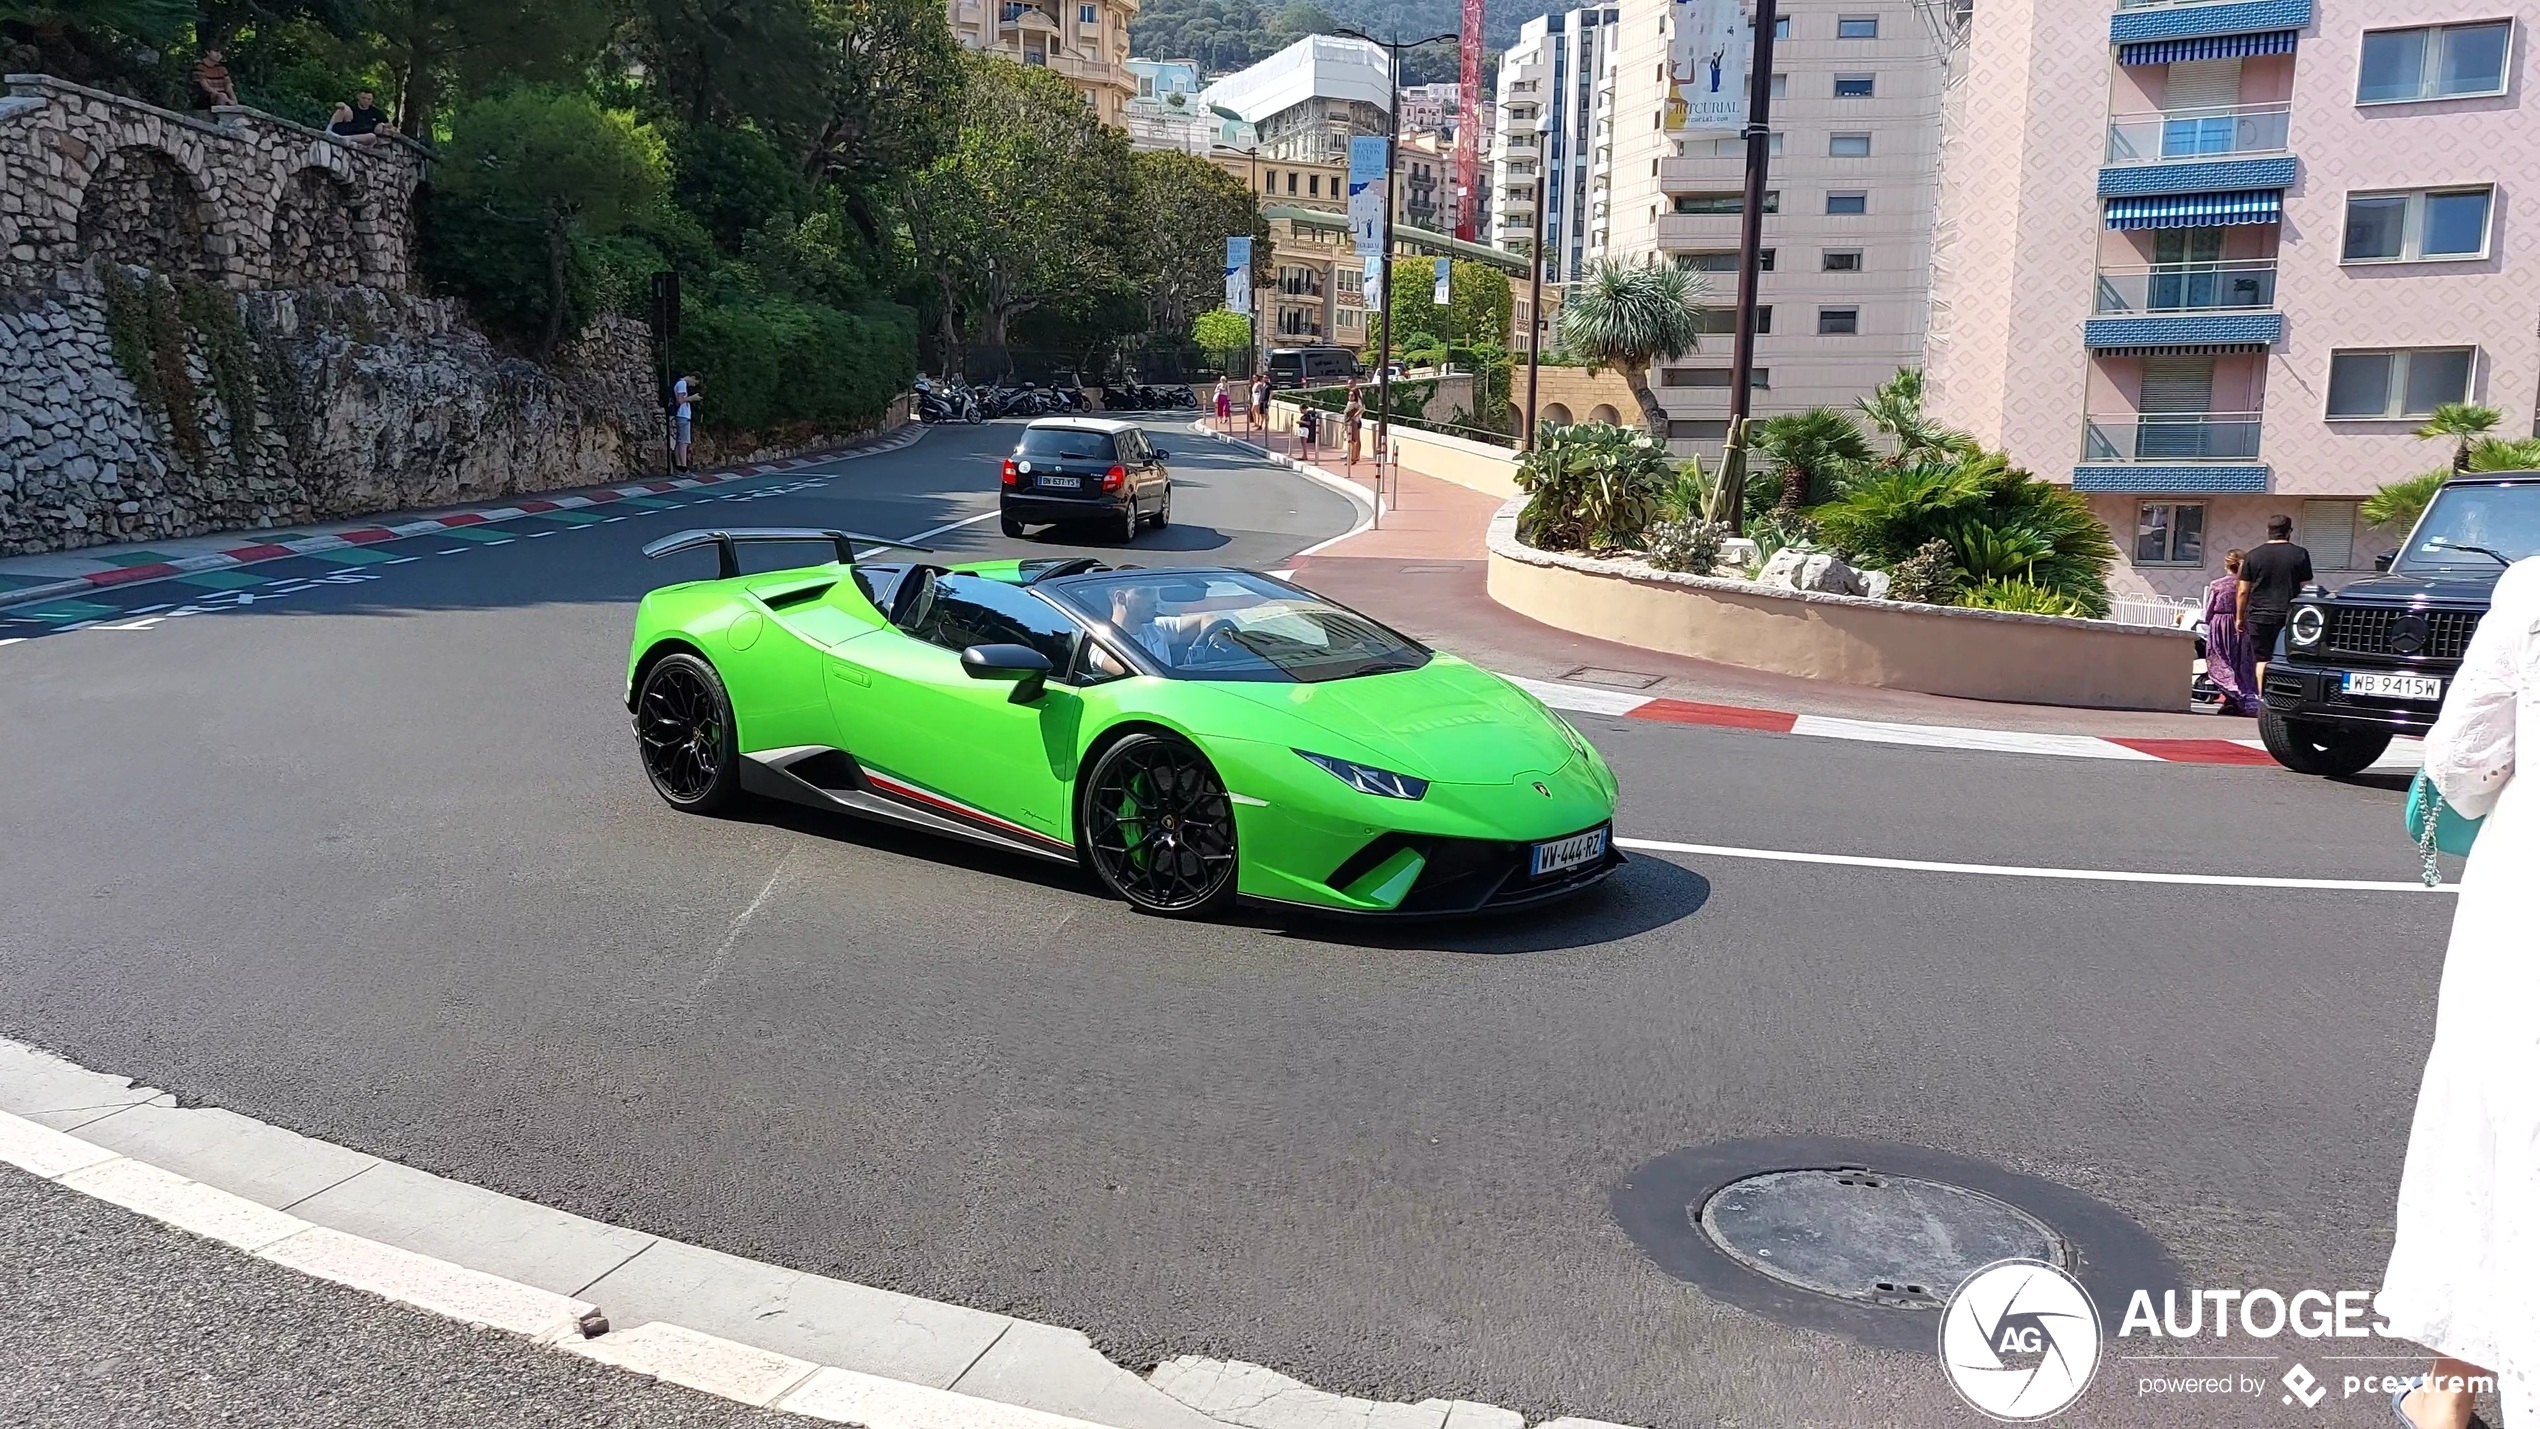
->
left=2260, top=471, right=2540, bottom=775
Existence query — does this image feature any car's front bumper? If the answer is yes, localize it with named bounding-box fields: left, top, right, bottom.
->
left=2261, top=659, right=2445, bottom=736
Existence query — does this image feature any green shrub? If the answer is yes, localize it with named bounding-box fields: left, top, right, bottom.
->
left=1961, top=579, right=2090, bottom=618
left=677, top=293, right=917, bottom=434
left=1515, top=422, right=1672, bottom=552
left=672, top=125, right=806, bottom=253
left=1813, top=450, right=2116, bottom=617
left=1644, top=516, right=1730, bottom=574
left=1886, top=538, right=1962, bottom=605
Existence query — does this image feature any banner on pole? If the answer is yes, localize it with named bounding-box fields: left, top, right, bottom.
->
left=1348, top=136, right=1389, bottom=257
left=1432, top=258, right=1451, bottom=306
left=1667, top=0, right=1752, bottom=133
left=1362, top=256, right=1382, bottom=309
left=1224, top=236, right=1252, bottom=314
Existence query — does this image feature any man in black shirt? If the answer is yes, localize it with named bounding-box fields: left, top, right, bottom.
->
left=2237, top=514, right=2313, bottom=684
left=344, top=91, right=387, bottom=137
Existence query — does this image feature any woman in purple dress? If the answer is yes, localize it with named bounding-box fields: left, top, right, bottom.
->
left=2202, top=548, right=2257, bottom=714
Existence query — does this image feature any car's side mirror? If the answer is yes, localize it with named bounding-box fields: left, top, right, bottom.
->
left=961, top=643, right=1054, bottom=703
left=1149, top=448, right=1170, bottom=460
left=2374, top=550, right=2395, bottom=572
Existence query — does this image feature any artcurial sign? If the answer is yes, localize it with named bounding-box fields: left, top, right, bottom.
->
left=1668, top=0, right=1753, bottom=133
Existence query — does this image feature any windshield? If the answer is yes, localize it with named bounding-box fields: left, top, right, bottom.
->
left=1046, top=571, right=1430, bottom=683
left=2396, top=481, right=2540, bottom=574
left=1017, top=427, right=1115, bottom=461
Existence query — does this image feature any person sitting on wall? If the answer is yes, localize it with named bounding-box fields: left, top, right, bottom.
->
left=192, top=48, right=237, bottom=109
left=326, top=103, right=359, bottom=137
left=344, top=91, right=388, bottom=138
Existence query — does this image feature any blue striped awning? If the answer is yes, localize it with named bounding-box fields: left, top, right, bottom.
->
left=2119, top=30, right=2298, bottom=65
left=2106, top=189, right=2282, bottom=229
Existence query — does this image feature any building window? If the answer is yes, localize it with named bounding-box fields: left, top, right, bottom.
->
left=1833, top=74, right=1876, bottom=97
left=2134, top=502, right=2206, bottom=566
left=1710, top=132, right=1785, bottom=156
left=1770, top=73, right=1788, bottom=100
left=1837, top=15, right=1880, bottom=38
left=2303, top=499, right=2363, bottom=569
left=1662, top=367, right=1768, bottom=388
left=2357, top=21, right=2512, bottom=104
left=1829, top=132, right=1872, bottom=156
left=1773, top=15, right=1791, bottom=38
left=1676, top=249, right=1774, bottom=271
left=1673, top=191, right=1779, bottom=215
left=1025, top=47, right=1046, bottom=64
left=1309, top=174, right=1320, bottom=195
left=1822, top=249, right=1863, bottom=271
left=1693, top=306, right=1771, bottom=334
left=2326, top=348, right=2477, bottom=418
left=1670, top=419, right=1733, bottom=440
left=1287, top=172, right=1298, bottom=194
left=1825, top=191, right=1868, bottom=215
left=1817, top=306, right=1860, bottom=334
left=2341, top=187, right=2494, bottom=262
left=1079, top=2, right=1096, bottom=20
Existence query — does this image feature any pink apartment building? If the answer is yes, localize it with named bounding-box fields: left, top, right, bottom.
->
left=1925, top=0, right=2535, bottom=599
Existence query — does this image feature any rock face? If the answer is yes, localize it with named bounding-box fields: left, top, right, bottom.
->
left=1755, top=546, right=1873, bottom=597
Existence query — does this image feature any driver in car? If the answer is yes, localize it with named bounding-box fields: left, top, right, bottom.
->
left=1107, top=583, right=1213, bottom=666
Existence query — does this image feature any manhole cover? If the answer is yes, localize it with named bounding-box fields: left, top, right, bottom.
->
left=1698, top=1168, right=2065, bottom=1310
left=1561, top=665, right=1664, bottom=690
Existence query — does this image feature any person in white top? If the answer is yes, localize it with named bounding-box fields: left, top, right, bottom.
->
left=671, top=374, right=700, bottom=471
left=2378, top=557, right=2538, bottom=1429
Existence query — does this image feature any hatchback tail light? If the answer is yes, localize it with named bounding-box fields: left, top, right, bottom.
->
left=1102, top=464, right=1127, bottom=492
left=1001, top=458, right=1018, bottom=486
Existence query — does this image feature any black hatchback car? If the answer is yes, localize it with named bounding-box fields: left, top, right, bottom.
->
left=2260, top=471, right=2540, bottom=774
left=1000, top=419, right=1171, bottom=542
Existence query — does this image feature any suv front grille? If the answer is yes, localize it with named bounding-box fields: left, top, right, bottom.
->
left=2324, top=606, right=2480, bottom=661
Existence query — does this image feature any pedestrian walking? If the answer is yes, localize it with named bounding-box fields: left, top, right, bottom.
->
left=2200, top=549, right=2259, bottom=715
left=1214, top=378, right=1232, bottom=430
left=1298, top=405, right=1318, bottom=463
left=2236, top=515, right=2313, bottom=687
left=671, top=373, right=700, bottom=471
left=1343, top=388, right=1364, bottom=470
left=1250, top=374, right=1270, bottom=435
left=2378, top=555, right=2540, bottom=1429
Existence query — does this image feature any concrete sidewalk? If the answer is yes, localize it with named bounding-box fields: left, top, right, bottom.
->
left=1287, top=465, right=2242, bottom=741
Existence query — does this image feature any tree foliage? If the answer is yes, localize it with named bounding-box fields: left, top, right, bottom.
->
left=1514, top=421, right=1674, bottom=553
left=1555, top=261, right=1706, bottom=437
left=1126, top=149, right=1270, bottom=344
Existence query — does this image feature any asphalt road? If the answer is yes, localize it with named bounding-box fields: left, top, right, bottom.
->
left=0, top=418, right=2452, bottom=1427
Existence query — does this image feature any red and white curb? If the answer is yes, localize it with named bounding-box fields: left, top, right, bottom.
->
left=1509, top=675, right=2424, bottom=770
left=0, top=426, right=926, bottom=613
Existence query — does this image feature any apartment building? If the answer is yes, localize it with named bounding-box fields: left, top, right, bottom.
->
left=1198, top=35, right=1394, bottom=163
left=1489, top=8, right=1624, bottom=290
left=944, top=0, right=1139, bottom=126
left=1594, top=0, right=1951, bottom=455
left=1924, top=0, right=2538, bottom=599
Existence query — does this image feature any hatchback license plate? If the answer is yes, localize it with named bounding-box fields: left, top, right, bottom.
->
left=2345, top=672, right=2442, bottom=701
left=1531, top=827, right=1607, bottom=877
left=1039, top=474, right=1081, bottom=490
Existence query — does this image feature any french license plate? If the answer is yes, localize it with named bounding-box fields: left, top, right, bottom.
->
left=1039, top=474, right=1081, bottom=490
left=2344, top=672, right=2442, bottom=701
left=1531, top=827, right=1608, bottom=877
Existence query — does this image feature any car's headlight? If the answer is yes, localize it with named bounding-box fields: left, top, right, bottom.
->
left=1295, top=750, right=1428, bottom=800
left=2289, top=604, right=2325, bottom=647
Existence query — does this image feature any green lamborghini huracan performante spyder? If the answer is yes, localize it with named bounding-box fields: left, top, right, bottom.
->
left=626, top=528, right=1621, bottom=918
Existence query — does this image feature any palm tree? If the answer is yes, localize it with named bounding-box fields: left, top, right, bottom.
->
left=2414, top=402, right=2501, bottom=472
left=1555, top=261, right=1708, bottom=438
left=2364, top=435, right=2540, bottom=534
left=1854, top=367, right=1974, bottom=466
left=1751, top=408, right=1873, bottom=514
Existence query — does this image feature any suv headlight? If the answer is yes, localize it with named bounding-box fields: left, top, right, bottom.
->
left=2289, top=605, right=2325, bottom=647
left=1296, top=750, right=1428, bottom=800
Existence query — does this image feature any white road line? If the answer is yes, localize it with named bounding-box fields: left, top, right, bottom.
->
left=0, top=638, right=24, bottom=648
left=483, top=539, right=513, bottom=547
left=1790, top=714, right=2160, bottom=760
left=92, top=616, right=166, bottom=631
left=1614, top=837, right=2451, bottom=893
left=528, top=531, right=554, bottom=537
left=386, top=556, right=419, bottom=564
left=129, top=603, right=172, bottom=615
left=890, top=510, right=1002, bottom=547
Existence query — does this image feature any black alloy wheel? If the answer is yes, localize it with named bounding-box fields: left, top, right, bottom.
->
left=2257, top=707, right=2394, bottom=776
left=1080, top=733, right=1239, bottom=916
left=637, top=652, right=742, bottom=812
left=1148, top=484, right=1172, bottom=530
left=1119, top=499, right=1140, bottom=544
left=1001, top=514, right=1026, bottom=539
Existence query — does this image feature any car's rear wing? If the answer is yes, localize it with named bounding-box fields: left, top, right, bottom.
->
left=640, top=527, right=936, bottom=579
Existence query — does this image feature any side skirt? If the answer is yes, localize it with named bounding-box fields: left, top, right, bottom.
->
left=740, top=746, right=1080, bottom=866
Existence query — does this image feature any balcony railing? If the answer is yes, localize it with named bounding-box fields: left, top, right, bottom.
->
left=2093, top=259, right=2277, bottom=314
left=2105, top=103, right=2290, bottom=164
left=2081, top=411, right=2263, bottom=462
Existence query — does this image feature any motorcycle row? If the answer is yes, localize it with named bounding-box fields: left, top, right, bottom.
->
left=913, top=377, right=1195, bottom=423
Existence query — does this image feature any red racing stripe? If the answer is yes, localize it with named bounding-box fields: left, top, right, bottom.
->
left=862, top=770, right=1073, bottom=849
left=88, top=563, right=181, bottom=585
left=2106, top=738, right=2279, bottom=765
left=1630, top=698, right=1801, bottom=733
left=437, top=512, right=489, bottom=527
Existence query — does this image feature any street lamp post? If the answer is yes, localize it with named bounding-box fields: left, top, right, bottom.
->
left=1523, top=138, right=1547, bottom=449
left=1335, top=26, right=1458, bottom=480
left=1717, top=0, right=1783, bottom=532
